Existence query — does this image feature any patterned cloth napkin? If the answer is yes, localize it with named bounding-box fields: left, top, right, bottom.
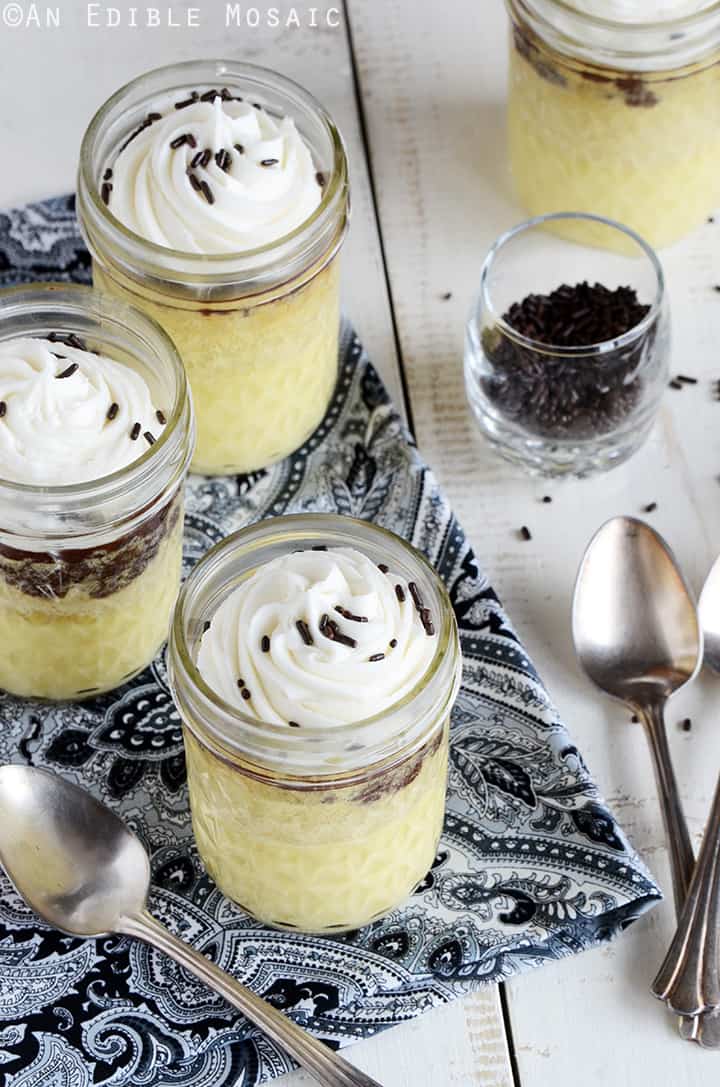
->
left=0, top=196, right=660, bottom=1087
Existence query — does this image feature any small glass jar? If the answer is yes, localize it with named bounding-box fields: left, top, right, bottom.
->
left=506, top=0, right=720, bottom=249
left=464, top=213, right=670, bottom=476
left=0, top=285, right=194, bottom=700
left=168, top=514, right=462, bottom=934
left=77, top=60, right=350, bottom=476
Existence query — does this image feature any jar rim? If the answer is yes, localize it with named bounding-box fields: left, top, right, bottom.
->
left=169, top=514, right=462, bottom=776
left=509, top=0, right=720, bottom=69
left=0, top=283, right=194, bottom=508
left=475, top=212, right=665, bottom=359
left=78, top=59, right=350, bottom=294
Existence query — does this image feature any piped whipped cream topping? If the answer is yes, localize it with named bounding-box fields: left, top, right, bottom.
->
left=197, top=546, right=437, bottom=728
left=105, top=89, right=323, bottom=254
left=0, top=336, right=166, bottom=486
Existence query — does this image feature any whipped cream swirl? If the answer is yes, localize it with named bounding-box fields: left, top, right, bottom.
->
left=0, top=337, right=166, bottom=486
left=106, top=92, right=323, bottom=253
left=197, top=547, right=438, bottom=728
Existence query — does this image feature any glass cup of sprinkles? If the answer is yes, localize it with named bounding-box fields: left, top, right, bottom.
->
left=77, top=60, right=349, bottom=476
left=0, top=285, right=194, bottom=700
left=464, top=213, right=670, bottom=477
left=505, top=0, right=720, bottom=250
left=168, top=513, right=462, bottom=933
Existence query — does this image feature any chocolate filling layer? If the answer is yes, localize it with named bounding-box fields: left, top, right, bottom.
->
left=0, top=493, right=181, bottom=600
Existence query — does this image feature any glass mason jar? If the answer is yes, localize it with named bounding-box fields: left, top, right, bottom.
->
left=77, top=60, right=350, bottom=475
left=464, top=213, right=670, bottom=476
left=506, top=0, right=720, bottom=250
left=0, top=285, right=194, bottom=700
left=168, top=514, right=462, bottom=934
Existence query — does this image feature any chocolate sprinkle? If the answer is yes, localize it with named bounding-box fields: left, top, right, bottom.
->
left=190, top=150, right=204, bottom=168
left=542, top=495, right=553, bottom=503
left=288, top=720, right=301, bottom=728
left=677, top=375, right=698, bottom=385
left=241, top=688, right=251, bottom=701
left=442, top=291, right=453, bottom=301
left=378, top=563, right=389, bottom=574
left=395, top=584, right=406, bottom=603
left=106, top=402, right=119, bottom=421
left=420, top=609, right=435, bottom=636
left=368, top=653, right=385, bottom=662
left=335, top=605, right=368, bottom=623
left=519, top=526, right=532, bottom=541
left=170, top=133, right=197, bottom=150
left=147, top=112, right=162, bottom=123
left=188, top=172, right=202, bottom=192
left=143, top=431, right=156, bottom=446
left=296, top=619, right=314, bottom=646
left=200, top=180, right=215, bottom=205
left=311, top=544, right=328, bottom=551
left=215, top=148, right=232, bottom=172
left=260, top=158, right=279, bottom=167
left=101, top=182, right=112, bottom=205
left=644, top=502, right=658, bottom=513
left=681, top=717, right=692, bottom=732
left=55, top=362, right=79, bottom=379
left=103, top=167, right=113, bottom=181
left=200, top=89, right=220, bottom=102
left=389, top=638, right=398, bottom=648
left=199, top=149, right=212, bottom=168
left=156, top=409, right=167, bottom=425
left=0, top=402, right=6, bottom=418
left=175, top=92, right=199, bottom=110
left=261, top=635, right=270, bottom=653
left=316, top=170, right=326, bottom=187
left=237, top=678, right=245, bottom=688
left=234, top=143, right=245, bottom=154
left=118, top=118, right=151, bottom=153
left=408, top=582, right=424, bottom=608
left=130, top=422, right=141, bottom=441
left=669, top=379, right=683, bottom=390
left=203, top=620, right=211, bottom=633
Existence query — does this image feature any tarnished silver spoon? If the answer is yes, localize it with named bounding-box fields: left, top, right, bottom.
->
left=572, top=516, right=711, bottom=1042
left=0, top=764, right=383, bottom=1087
left=652, top=554, right=720, bottom=1043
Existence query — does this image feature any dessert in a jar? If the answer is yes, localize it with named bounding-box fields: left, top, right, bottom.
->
left=168, top=514, right=461, bottom=933
left=0, top=285, right=194, bottom=700
left=506, top=0, right=720, bottom=249
left=77, top=60, right=349, bottom=475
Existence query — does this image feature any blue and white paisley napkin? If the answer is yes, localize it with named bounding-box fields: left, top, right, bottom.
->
left=0, top=196, right=660, bottom=1087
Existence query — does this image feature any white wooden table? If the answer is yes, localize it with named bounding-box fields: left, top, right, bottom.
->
left=2, top=2, right=720, bottom=1083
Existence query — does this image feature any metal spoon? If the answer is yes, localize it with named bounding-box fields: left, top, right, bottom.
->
left=652, top=554, right=720, bottom=1042
left=573, top=516, right=708, bottom=1041
left=0, top=764, right=383, bottom=1087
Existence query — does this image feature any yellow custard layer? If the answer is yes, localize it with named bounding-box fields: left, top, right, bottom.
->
left=508, top=38, right=720, bottom=250
left=0, top=507, right=183, bottom=700
left=93, top=258, right=340, bottom=475
left=184, top=722, right=449, bottom=933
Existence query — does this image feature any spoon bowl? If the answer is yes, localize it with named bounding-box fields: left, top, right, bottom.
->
left=573, top=516, right=701, bottom=708
left=0, top=764, right=148, bottom=936
left=700, top=553, right=720, bottom=676
left=0, top=764, right=382, bottom=1087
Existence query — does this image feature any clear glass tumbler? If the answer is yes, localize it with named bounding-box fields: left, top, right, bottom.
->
left=464, top=213, right=670, bottom=476
left=168, top=514, right=462, bottom=934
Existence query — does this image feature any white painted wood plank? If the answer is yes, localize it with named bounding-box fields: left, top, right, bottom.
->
left=274, top=989, right=513, bottom=1087
left=0, top=4, right=507, bottom=1085
left=348, top=0, right=720, bottom=1083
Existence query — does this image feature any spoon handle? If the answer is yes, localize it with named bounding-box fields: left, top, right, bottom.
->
left=120, top=910, right=384, bottom=1087
left=639, top=702, right=696, bottom=913
left=652, top=770, right=720, bottom=1016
